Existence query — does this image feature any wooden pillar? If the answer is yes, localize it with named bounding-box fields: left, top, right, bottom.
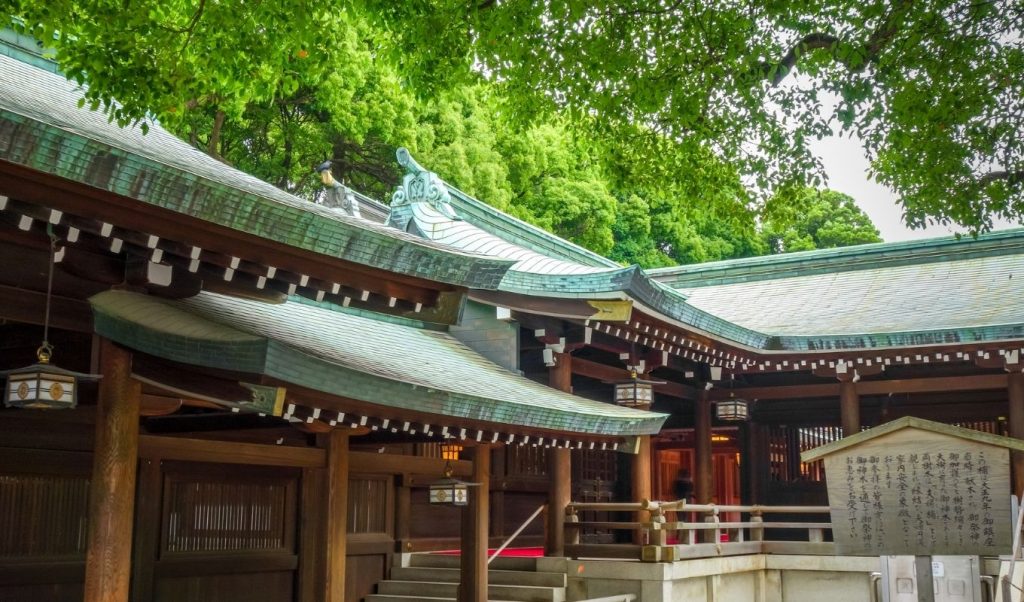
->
left=546, top=352, right=572, bottom=556
left=395, top=473, right=412, bottom=553
left=84, top=339, right=141, bottom=602
left=694, top=390, right=713, bottom=504
left=747, top=422, right=769, bottom=505
left=839, top=375, right=859, bottom=437
left=1008, top=369, right=1024, bottom=497
left=460, top=444, right=491, bottom=602
left=325, top=430, right=350, bottom=601
left=631, top=434, right=653, bottom=545
left=631, top=435, right=652, bottom=503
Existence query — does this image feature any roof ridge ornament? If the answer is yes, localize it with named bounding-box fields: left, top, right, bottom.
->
left=391, top=148, right=460, bottom=220
left=315, top=161, right=361, bottom=218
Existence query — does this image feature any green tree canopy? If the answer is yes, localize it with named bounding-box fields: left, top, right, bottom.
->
left=5, top=3, right=885, bottom=265
left=761, top=188, right=883, bottom=253
left=367, top=0, right=1024, bottom=233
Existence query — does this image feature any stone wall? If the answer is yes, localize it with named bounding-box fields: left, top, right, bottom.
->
left=540, top=554, right=881, bottom=602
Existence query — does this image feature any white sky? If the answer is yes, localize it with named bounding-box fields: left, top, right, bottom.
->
left=806, top=90, right=1021, bottom=242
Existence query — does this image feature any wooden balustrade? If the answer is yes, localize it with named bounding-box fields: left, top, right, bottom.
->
left=564, top=499, right=833, bottom=562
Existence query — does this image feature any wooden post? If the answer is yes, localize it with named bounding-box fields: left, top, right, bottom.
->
left=325, top=429, right=350, bottom=601
left=839, top=375, right=860, bottom=437
left=395, top=473, right=413, bottom=554
left=84, top=338, right=141, bottom=602
left=750, top=422, right=769, bottom=505
left=694, top=390, right=713, bottom=504
left=1008, top=369, right=1024, bottom=497
left=547, top=352, right=572, bottom=556
left=631, top=434, right=653, bottom=545
left=460, top=444, right=491, bottom=602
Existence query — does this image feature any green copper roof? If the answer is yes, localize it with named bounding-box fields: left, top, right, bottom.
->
left=444, top=186, right=621, bottom=269
left=386, top=150, right=1024, bottom=352
left=643, top=231, right=1024, bottom=349
left=90, top=290, right=666, bottom=437
left=0, top=51, right=514, bottom=290
left=648, top=228, right=1024, bottom=288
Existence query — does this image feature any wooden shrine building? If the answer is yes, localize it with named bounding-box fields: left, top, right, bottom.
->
left=0, top=44, right=664, bottom=602
left=4, top=28, right=1024, bottom=602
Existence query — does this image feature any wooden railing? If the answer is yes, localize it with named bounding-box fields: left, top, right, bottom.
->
left=564, top=499, right=833, bottom=562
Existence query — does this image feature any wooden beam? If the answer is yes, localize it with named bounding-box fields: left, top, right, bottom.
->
left=570, top=356, right=697, bottom=399
left=0, top=163, right=450, bottom=305
left=460, top=444, right=491, bottom=602
left=349, top=451, right=472, bottom=477
left=139, top=434, right=326, bottom=467
left=708, top=373, right=1009, bottom=401
left=325, top=430, right=349, bottom=602
left=84, top=339, right=140, bottom=602
left=0, top=283, right=94, bottom=332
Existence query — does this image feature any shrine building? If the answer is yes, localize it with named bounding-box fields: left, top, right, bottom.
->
left=2, top=30, right=1024, bottom=602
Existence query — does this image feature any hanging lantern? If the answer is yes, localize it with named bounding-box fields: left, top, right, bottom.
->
left=440, top=441, right=463, bottom=461
left=611, top=371, right=664, bottom=408
left=2, top=228, right=100, bottom=409
left=428, top=456, right=477, bottom=506
left=716, top=395, right=749, bottom=422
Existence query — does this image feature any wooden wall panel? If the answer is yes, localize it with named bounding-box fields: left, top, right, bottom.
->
left=0, top=582, right=85, bottom=602
left=154, top=571, right=293, bottom=602
left=409, top=487, right=462, bottom=539
left=0, top=473, right=90, bottom=557
left=344, top=554, right=384, bottom=602
left=0, top=447, right=92, bottom=598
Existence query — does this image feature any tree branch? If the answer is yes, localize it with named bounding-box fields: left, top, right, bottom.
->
left=761, top=1, right=912, bottom=86
left=761, top=33, right=841, bottom=86
left=979, top=170, right=1024, bottom=187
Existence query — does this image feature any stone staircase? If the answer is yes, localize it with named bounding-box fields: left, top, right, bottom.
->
left=365, top=553, right=567, bottom=602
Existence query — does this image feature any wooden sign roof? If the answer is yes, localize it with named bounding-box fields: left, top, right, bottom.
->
left=801, top=416, right=1024, bottom=463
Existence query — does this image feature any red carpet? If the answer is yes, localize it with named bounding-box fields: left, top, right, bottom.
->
left=434, top=547, right=544, bottom=557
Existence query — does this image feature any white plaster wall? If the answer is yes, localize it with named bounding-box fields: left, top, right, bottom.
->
left=780, top=570, right=873, bottom=602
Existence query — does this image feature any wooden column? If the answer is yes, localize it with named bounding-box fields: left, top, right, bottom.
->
left=631, top=434, right=652, bottom=503
left=325, top=429, right=350, bottom=601
left=84, top=338, right=141, bottom=602
left=460, top=444, right=491, bottom=602
left=631, top=434, right=653, bottom=545
left=839, top=374, right=860, bottom=437
left=395, top=473, right=413, bottom=553
left=547, top=353, right=572, bottom=556
left=1008, top=369, right=1024, bottom=497
left=694, top=390, right=713, bottom=504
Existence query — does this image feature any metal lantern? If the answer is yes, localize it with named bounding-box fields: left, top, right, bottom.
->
left=3, top=229, right=100, bottom=409
left=612, top=371, right=664, bottom=408
left=429, top=477, right=470, bottom=506
left=716, top=396, right=750, bottom=421
left=428, top=459, right=477, bottom=506
left=2, top=346, right=97, bottom=409
left=440, top=441, right=463, bottom=461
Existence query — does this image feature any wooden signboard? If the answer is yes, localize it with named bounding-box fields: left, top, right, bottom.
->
left=802, top=417, right=1021, bottom=556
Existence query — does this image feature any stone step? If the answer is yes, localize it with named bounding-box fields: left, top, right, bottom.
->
left=408, top=553, right=539, bottom=572
left=377, top=580, right=564, bottom=602
left=365, top=597, right=524, bottom=602
left=391, top=566, right=566, bottom=588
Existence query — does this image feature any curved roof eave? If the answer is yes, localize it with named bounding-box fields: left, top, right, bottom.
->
left=0, top=52, right=515, bottom=290
left=90, top=290, right=667, bottom=437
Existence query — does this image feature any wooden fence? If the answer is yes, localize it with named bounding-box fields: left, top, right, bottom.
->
left=564, top=499, right=833, bottom=562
